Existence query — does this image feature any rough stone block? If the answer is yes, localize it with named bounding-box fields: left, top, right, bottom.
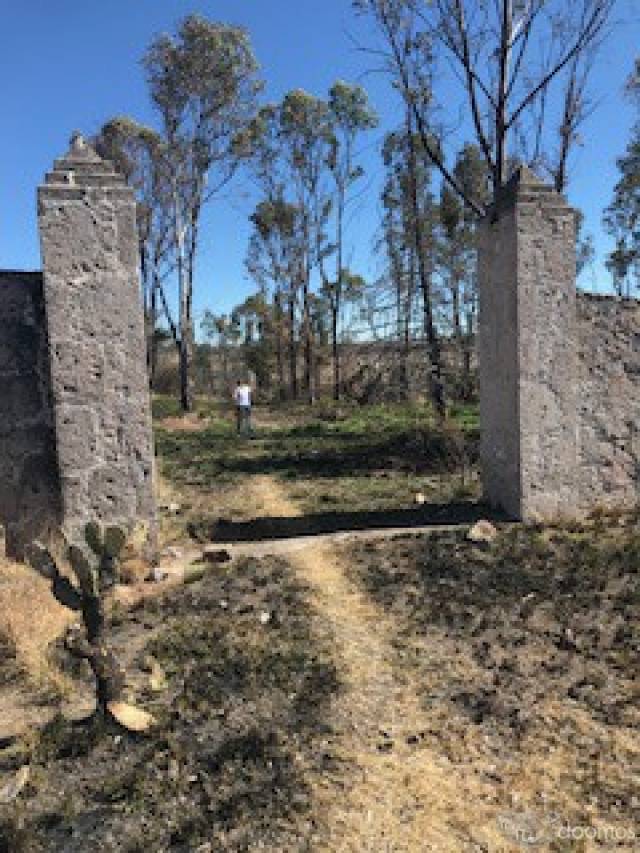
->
left=37, top=133, right=156, bottom=542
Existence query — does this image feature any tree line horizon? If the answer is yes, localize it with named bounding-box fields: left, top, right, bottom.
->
left=91, top=1, right=638, bottom=414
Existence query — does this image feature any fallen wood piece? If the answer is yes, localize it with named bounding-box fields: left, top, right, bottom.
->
left=0, top=765, right=30, bottom=804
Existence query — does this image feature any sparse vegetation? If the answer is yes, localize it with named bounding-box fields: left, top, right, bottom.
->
left=1, top=401, right=638, bottom=850
left=0, top=556, right=341, bottom=852
left=155, top=397, right=480, bottom=535
left=344, top=514, right=640, bottom=844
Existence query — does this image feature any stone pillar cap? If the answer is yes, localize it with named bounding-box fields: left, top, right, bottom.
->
left=488, top=163, right=571, bottom=217
left=40, top=130, right=127, bottom=189
left=63, top=131, right=103, bottom=164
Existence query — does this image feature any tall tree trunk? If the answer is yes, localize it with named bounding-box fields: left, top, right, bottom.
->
left=404, top=248, right=415, bottom=399
left=420, top=281, right=445, bottom=418
left=288, top=292, right=298, bottom=400
left=331, top=305, right=340, bottom=401
left=149, top=272, right=159, bottom=388
left=314, top=325, right=322, bottom=400
left=451, top=276, right=462, bottom=377
left=406, top=109, right=446, bottom=419
left=302, top=275, right=315, bottom=405
left=174, top=185, right=194, bottom=413
left=495, top=0, right=512, bottom=195
left=463, top=299, right=476, bottom=399
left=452, top=278, right=461, bottom=341
left=275, top=289, right=286, bottom=401
left=178, top=249, right=194, bottom=414
left=179, top=333, right=193, bottom=413
left=333, top=184, right=345, bottom=401
left=392, top=242, right=408, bottom=397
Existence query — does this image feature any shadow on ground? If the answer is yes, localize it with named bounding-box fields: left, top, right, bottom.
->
left=190, top=500, right=503, bottom=544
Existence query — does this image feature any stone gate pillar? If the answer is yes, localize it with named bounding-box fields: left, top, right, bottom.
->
left=38, top=133, right=155, bottom=540
left=478, top=166, right=577, bottom=521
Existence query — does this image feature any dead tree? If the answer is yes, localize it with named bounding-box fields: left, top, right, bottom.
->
left=355, top=0, right=614, bottom=210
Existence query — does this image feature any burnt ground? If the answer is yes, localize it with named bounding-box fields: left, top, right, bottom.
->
left=0, top=555, right=342, bottom=852
left=1, top=509, right=639, bottom=851
left=2, top=402, right=639, bottom=851
left=344, top=514, right=640, bottom=847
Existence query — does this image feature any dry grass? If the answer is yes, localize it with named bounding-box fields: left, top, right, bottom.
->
left=158, top=413, right=210, bottom=433
left=245, top=477, right=507, bottom=852
left=0, top=556, right=74, bottom=694
left=1, top=550, right=343, bottom=852
left=346, top=518, right=640, bottom=849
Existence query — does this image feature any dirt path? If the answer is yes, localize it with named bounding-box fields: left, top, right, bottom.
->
left=246, top=475, right=505, bottom=852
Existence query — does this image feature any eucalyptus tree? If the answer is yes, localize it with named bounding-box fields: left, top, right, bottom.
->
left=355, top=0, right=614, bottom=212
left=94, top=117, right=173, bottom=384
left=246, top=198, right=303, bottom=397
left=382, top=113, right=446, bottom=415
left=439, top=188, right=466, bottom=336
left=279, top=90, right=335, bottom=404
left=144, top=15, right=262, bottom=411
left=438, top=143, right=488, bottom=393
left=381, top=130, right=415, bottom=395
left=232, top=291, right=277, bottom=390
left=604, top=58, right=640, bottom=295
left=245, top=89, right=374, bottom=402
left=242, top=104, right=307, bottom=399
left=405, top=107, right=447, bottom=416
left=201, top=311, right=243, bottom=392
left=326, top=82, right=378, bottom=399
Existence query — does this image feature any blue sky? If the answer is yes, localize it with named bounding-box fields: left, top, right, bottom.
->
left=1, top=0, right=638, bottom=329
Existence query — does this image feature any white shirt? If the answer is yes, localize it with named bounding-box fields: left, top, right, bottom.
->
left=234, top=385, right=251, bottom=407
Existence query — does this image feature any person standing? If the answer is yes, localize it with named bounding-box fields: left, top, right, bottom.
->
left=233, top=379, right=252, bottom=436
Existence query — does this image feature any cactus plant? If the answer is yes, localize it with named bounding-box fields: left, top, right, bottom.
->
left=25, top=522, right=129, bottom=716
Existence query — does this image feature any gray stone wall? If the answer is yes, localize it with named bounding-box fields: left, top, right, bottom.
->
left=0, top=272, right=61, bottom=556
left=478, top=200, right=521, bottom=516
left=37, top=134, right=155, bottom=541
left=515, top=173, right=578, bottom=520
left=576, top=294, right=640, bottom=507
left=479, top=166, right=639, bottom=520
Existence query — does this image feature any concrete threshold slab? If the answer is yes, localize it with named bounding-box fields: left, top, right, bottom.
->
left=215, top=521, right=491, bottom=558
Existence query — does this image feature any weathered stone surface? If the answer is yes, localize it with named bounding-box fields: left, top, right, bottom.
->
left=38, top=135, right=155, bottom=541
left=479, top=166, right=639, bottom=520
left=478, top=199, right=521, bottom=517
left=467, top=520, right=498, bottom=545
left=0, top=134, right=155, bottom=557
left=576, top=294, right=640, bottom=508
left=0, top=271, right=61, bottom=556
